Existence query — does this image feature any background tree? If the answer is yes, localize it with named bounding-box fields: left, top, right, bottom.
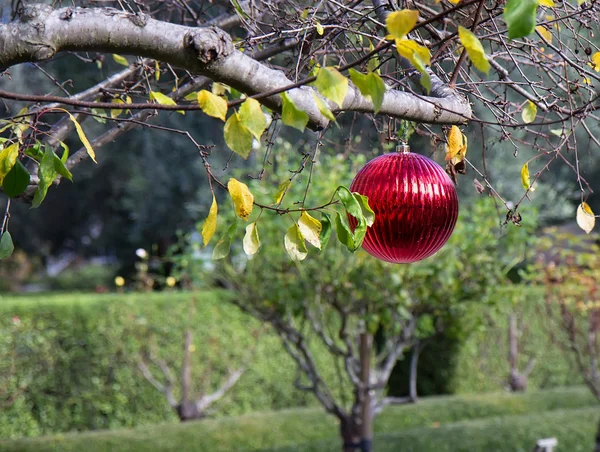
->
left=174, top=150, right=537, bottom=451
left=528, top=230, right=600, bottom=451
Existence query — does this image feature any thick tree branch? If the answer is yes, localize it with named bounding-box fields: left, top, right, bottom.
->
left=0, top=4, right=471, bottom=128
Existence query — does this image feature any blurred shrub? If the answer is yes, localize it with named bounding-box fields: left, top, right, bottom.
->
left=45, top=264, right=116, bottom=292
left=0, top=291, right=330, bottom=438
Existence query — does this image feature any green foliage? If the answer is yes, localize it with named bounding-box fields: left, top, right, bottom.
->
left=0, top=292, right=331, bottom=438
left=503, top=0, right=538, bottom=39
left=1, top=388, right=596, bottom=451
left=0, top=231, right=14, bottom=259
left=2, top=160, right=30, bottom=198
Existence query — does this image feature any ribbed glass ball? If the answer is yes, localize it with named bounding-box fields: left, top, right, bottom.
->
left=349, top=149, right=459, bottom=263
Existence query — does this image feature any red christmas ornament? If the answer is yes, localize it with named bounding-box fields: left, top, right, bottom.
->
left=349, top=145, right=459, bottom=264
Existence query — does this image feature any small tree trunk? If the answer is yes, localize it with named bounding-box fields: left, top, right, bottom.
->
left=340, top=417, right=361, bottom=452
left=409, top=340, right=420, bottom=402
left=595, top=418, right=600, bottom=452
left=359, top=332, right=373, bottom=452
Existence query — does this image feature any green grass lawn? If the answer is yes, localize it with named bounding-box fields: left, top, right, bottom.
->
left=1, top=386, right=598, bottom=451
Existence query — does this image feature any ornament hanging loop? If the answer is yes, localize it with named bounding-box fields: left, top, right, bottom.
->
left=396, top=143, right=410, bottom=154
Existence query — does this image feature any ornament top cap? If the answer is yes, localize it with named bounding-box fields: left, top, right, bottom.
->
left=395, top=143, right=410, bottom=154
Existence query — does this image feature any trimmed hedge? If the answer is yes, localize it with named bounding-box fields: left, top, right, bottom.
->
left=0, top=387, right=597, bottom=451
left=269, top=408, right=600, bottom=452
left=0, top=291, right=331, bottom=438
left=0, top=288, right=588, bottom=440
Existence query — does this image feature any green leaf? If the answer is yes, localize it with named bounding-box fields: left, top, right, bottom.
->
left=238, top=98, right=267, bottom=140
left=385, top=9, right=419, bottom=41
left=200, top=195, right=218, bottom=246
left=335, top=212, right=355, bottom=251
left=53, top=154, right=73, bottom=182
left=112, top=54, right=129, bottom=66
left=24, top=142, right=43, bottom=161
left=298, top=211, right=322, bottom=249
left=65, top=112, right=97, bottom=163
left=32, top=146, right=58, bottom=208
left=59, top=141, right=69, bottom=163
left=224, top=113, right=254, bottom=159
left=2, top=160, right=30, bottom=197
left=0, top=231, right=14, bottom=259
left=504, top=0, right=538, bottom=39
left=213, top=222, right=237, bottom=260
left=243, top=222, right=261, bottom=256
left=231, top=0, right=249, bottom=18
left=352, top=193, right=375, bottom=227
left=348, top=69, right=386, bottom=113
left=320, top=213, right=332, bottom=251
left=353, top=219, right=368, bottom=250
left=312, top=93, right=335, bottom=121
left=91, top=108, right=107, bottom=123
left=0, top=142, right=20, bottom=184
left=521, top=101, right=537, bottom=124
left=197, top=90, right=227, bottom=121
left=367, top=40, right=380, bottom=73
left=284, top=224, right=308, bottom=261
left=458, top=26, right=490, bottom=74
left=281, top=93, right=309, bottom=132
left=336, top=186, right=363, bottom=220
left=313, top=67, right=348, bottom=108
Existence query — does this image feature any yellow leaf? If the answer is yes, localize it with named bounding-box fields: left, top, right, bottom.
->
left=150, top=91, right=184, bottom=115
left=224, top=113, right=254, bottom=159
left=197, top=90, right=227, bottom=121
left=522, top=101, right=537, bottom=124
left=238, top=98, right=267, bottom=139
left=243, top=222, right=261, bottom=256
left=155, top=60, right=160, bottom=81
left=298, top=211, right=322, bottom=249
left=314, top=67, right=348, bottom=108
left=521, top=163, right=531, bottom=190
left=395, top=39, right=431, bottom=92
left=536, top=26, right=552, bottom=44
left=458, top=26, right=490, bottom=74
left=201, top=195, right=218, bottom=246
left=0, top=142, right=19, bottom=184
left=445, top=126, right=463, bottom=161
left=385, top=10, right=419, bottom=41
left=111, top=99, right=124, bottom=118
left=592, top=52, right=600, bottom=72
left=577, top=202, right=595, bottom=234
left=284, top=224, right=308, bottom=261
left=112, top=54, right=129, bottom=66
left=312, top=92, right=335, bottom=121
left=538, top=0, right=555, bottom=6
left=228, top=178, right=254, bottom=221
left=66, top=112, right=96, bottom=163
left=274, top=180, right=291, bottom=205
left=212, top=83, right=231, bottom=96
left=315, top=21, right=324, bottom=36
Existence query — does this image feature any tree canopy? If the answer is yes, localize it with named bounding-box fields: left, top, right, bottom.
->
left=0, top=0, right=599, bottom=257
